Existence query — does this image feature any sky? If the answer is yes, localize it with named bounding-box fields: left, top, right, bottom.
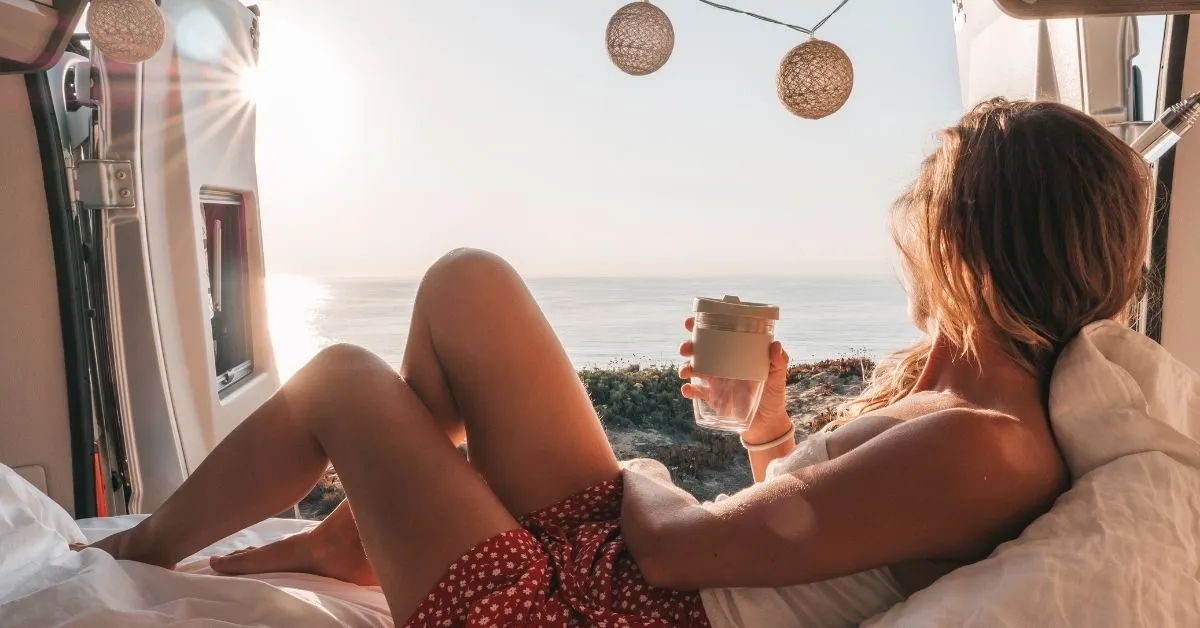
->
left=246, top=1, right=1164, bottom=279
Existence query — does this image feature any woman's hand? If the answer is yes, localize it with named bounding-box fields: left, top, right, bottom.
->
left=678, top=317, right=793, bottom=445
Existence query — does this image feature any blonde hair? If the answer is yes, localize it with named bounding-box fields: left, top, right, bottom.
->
left=837, top=98, right=1151, bottom=422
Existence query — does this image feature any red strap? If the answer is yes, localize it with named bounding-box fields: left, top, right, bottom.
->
left=93, top=444, right=108, bottom=517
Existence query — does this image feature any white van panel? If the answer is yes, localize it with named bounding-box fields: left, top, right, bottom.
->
left=1159, top=23, right=1200, bottom=374
left=97, top=0, right=276, bottom=512
left=955, top=0, right=1086, bottom=108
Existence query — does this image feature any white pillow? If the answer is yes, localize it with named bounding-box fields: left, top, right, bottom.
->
left=0, top=462, right=83, bottom=542
left=864, top=452, right=1200, bottom=627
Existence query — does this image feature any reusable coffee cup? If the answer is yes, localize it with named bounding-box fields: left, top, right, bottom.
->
left=690, top=296, right=780, bottom=432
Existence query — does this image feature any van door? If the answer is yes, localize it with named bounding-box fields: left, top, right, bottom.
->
left=93, top=0, right=278, bottom=513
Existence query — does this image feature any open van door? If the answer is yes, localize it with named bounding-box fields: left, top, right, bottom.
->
left=0, top=0, right=276, bottom=517
left=954, top=0, right=1200, bottom=375
left=93, top=0, right=277, bottom=513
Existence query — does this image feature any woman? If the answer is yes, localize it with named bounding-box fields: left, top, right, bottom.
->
left=91, top=98, right=1150, bottom=627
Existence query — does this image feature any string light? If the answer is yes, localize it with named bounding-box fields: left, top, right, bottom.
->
left=604, top=0, right=856, bottom=118
left=87, top=0, right=167, bottom=64
left=606, top=2, right=675, bottom=76
left=691, top=0, right=851, bottom=36
left=777, top=39, right=854, bottom=119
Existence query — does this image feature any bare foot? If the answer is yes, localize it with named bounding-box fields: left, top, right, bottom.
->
left=210, top=527, right=379, bottom=586
left=76, top=527, right=178, bottom=570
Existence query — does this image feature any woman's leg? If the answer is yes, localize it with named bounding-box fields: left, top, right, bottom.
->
left=397, top=248, right=620, bottom=515
left=95, top=344, right=519, bottom=621
left=214, top=249, right=623, bottom=580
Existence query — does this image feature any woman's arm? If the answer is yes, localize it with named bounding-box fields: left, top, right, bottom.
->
left=622, top=408, right=1055, bottom=591
left=740, top=342, right=796, bottom=482
left=744, top=433, right=795, bottom=482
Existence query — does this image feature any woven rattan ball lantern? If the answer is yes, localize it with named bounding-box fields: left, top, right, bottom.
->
left=87, top=0, right=167, bottom=64
left=606, top=1, right=675, bottom=76
left=776, top=38, right=854, bottom=119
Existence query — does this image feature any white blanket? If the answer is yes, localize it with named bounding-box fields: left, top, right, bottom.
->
left=0, top=471, right=392, bottom=627
left=867, top=321, right=1200, bottom=627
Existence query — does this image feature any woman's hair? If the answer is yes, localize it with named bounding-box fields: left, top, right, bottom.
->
left=839, top=98, right=1151, bottom=420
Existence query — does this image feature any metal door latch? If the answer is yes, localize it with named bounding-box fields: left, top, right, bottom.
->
left=73, top=160, right=136, bottom=210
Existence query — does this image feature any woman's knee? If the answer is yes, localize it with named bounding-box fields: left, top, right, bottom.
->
left=280, top=343, right=399, bottom=430
left=422, top=248, right=523, bottom=293
left=305, top=343, right=395, bottom=385
left=416, top=249, right=529, bottom=318
left=299, top=343, right=428, bottom=425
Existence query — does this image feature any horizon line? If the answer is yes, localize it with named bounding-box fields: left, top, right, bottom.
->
left=267, top=270, right=904, bottom=282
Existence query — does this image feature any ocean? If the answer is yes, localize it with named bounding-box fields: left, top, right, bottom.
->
left=266, top=275, right=920, bottom=379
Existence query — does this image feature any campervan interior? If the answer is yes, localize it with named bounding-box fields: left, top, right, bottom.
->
left=0, top=0, right=1198, bottom=625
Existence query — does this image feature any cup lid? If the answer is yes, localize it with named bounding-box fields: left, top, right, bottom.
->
left=693, top=295, right=779, bottom=320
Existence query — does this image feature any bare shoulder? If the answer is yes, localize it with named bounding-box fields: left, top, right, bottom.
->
left=906, top=407, right=1067, bottom=508
left=827, top=403, right=1067, bottom=514
left=911, top=405, right=1032, bottom=442
left=828, top=402, right=1059, bottom=476
left=917, top=407, right=1056, bottom=460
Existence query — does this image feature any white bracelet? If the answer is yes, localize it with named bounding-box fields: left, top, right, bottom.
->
left=740, top=423, right=797, bottom=452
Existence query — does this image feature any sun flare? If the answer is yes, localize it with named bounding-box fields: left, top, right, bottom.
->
left=237, top=65, right=260, bottom=103
left=265, top=274, right=330, bottom=380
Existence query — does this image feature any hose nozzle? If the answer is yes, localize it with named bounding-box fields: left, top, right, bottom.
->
left=1131, top=91, right=1200, bottom=164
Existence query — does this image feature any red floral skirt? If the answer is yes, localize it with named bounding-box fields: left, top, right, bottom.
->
left=404, top=479, right=711, bottom=627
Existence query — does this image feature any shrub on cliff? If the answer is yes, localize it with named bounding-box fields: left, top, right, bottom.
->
left=578, top=365, right=694, bottom=434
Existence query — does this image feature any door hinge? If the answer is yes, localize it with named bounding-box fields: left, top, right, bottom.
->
left=73, top=160, right=136, bottom=210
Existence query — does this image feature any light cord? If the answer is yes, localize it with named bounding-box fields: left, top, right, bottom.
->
left=688, top=0, right=852, bottom=36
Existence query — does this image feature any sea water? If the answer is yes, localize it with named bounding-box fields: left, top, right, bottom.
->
left=267, top=275, right=919, bottom=380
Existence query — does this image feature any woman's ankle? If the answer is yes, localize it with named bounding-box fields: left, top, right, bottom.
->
left=112, top=516, right=182, bottom=569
